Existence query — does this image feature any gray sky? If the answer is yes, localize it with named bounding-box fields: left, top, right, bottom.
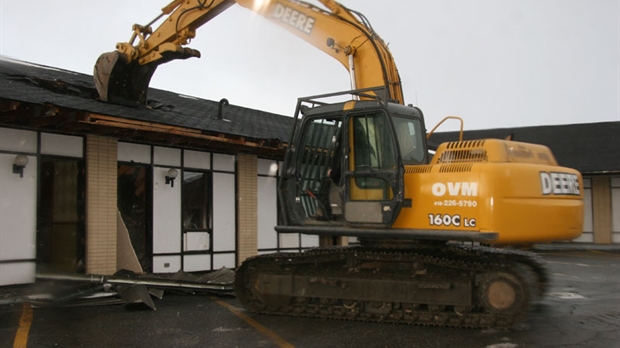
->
left=1, top=0, right=618, bottom=131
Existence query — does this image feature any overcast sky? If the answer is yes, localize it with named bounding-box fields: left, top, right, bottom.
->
left=1, top=0, right=618, bottom=131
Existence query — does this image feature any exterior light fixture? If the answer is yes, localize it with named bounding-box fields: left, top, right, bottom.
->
left=13, top=154, right=29, bottom=178
left=165, top=168, right=178, bottom=187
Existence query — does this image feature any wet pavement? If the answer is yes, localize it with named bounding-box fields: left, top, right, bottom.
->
left=1, top=249, right=619, bottom=348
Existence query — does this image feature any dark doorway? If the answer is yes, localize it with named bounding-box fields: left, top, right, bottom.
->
left=118, top=164, right=152, bottom=272
left=37, top=157, right=86, bottom=273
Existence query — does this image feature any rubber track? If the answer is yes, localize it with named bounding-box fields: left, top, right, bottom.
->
left=235, top=244, right=547, bottom=329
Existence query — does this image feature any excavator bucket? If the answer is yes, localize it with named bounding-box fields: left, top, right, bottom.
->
left=94, top=51, right=157, bottom=105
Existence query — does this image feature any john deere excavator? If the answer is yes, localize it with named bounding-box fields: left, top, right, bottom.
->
left=94, top=0, right=584, bottom=328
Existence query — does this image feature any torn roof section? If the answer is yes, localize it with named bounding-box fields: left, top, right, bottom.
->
left=0, top=57, right=295, bottom=157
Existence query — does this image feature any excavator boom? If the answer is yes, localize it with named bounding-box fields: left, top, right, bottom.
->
left=94, top=0, right=403, bottom=105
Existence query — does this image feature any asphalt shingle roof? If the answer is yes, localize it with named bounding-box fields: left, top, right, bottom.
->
left=0, top=58, right=294, bottom=144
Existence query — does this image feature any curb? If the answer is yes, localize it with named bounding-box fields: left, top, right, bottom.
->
left=532, top=243, right=620, bottom=252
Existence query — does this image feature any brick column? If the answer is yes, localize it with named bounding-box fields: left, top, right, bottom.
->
left=237, top=154, right=258, bottom=264
left=592, top=176, right=612, bottom=244
left=86, top=135, right=118, bottom=274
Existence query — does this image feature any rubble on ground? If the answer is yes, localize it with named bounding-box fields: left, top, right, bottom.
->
left=25, top=268, right=235, bottom=310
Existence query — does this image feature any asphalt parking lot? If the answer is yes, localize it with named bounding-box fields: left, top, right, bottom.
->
left=1, top=249, right=618, bottom=348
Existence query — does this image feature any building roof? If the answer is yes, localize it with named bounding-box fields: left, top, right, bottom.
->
left=428, top=122, right=620, bottom=174
left=0, top=58, right=294, bottom=157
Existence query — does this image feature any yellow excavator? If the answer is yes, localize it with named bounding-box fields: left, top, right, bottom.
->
left=94, top=0, right=584, bottom=328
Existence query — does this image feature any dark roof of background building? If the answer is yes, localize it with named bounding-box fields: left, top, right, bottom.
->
left=0, top=57, right=294, bottom=149
left=428, top=122, right=620, bottom=174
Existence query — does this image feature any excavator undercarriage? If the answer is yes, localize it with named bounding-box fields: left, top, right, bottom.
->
left=235, top=242, right=547, bottom=329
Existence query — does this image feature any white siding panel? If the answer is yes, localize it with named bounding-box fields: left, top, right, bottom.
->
left=153, top=255, right=181, bottom=273
left=184, top=150, right=210, bottom=170
left=612, top=183, right=620, bottom=244
left=118, top=142, right=151, bottom=163
left=153, top=166, right=181, bottom=253
left=574, top=180, right=593, bottom=243
left=258, top=176, right=278, bottom=249
left=184, top=232, right=210, bottom=251
left=0, top=154, right=37, bottom=261
left=183, top=254, right=211, bottom=272
left=257, top=159, right=279, bottom=176
left=0, top=262, right=36, bottom=286
left=582, top=186, right=593, bottom=233
left=213, top=253, right=236, bottom=269
left=213, top=154, right=235, bottom=172
left=154, top=146, right=181, bottom=166
left=0, top=128, right=37, bottom=152
left=213, top=173, right=235, bottom=251
left=41, top=133, right=83, bottom=158
left=279, top=234, right=300, bottom=248
left=572, top=232, right=594, bottom=243
left=301, top=234, right=319, bottom=248
left=611, top=187, right=619, bottom=232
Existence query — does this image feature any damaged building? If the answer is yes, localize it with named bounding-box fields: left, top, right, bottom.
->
left=0, top=58, right=310, bottom=286
left=0, top=57, right=619, bottom=287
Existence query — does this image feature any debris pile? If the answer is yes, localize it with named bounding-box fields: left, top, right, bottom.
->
left=28, top=268, right=235, bottom=310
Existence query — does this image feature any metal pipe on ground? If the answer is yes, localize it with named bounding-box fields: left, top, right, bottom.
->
left=36, top=272, right=233, bottom=292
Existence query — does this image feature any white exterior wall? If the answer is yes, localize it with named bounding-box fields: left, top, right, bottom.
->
left=0, top=151, right=37, bottom=286
left=257, top=176, right=278, bottom=249
left=184, top=150, right=210, bottom=170
left=0, top=128, right=37, bottom=152
left=152, top=166, right=182, bottom=272
left=184, top=254, right=211, bottom=272
left=256, top=158, right=320, bottom=251
left=301, top=234, right=320, bottom=248
left=212, top=153, right=236, bottom=269
left=152, top=147, right=182, bottom=273
left=213, top=153, right=235, bottom=172
left=0, top=129, right=85, bottom=285
left=257, top=159, right=278, bottom=251
left=574, top=178, right=594, bottom=243
left=120, top=142, right=234, bottom=273
left=41, top=133, right=83, bottom=157
left=611, top=177, right=620, bottom=243
left=118, top=142, right=150, bottom=164
left=212, top=171, right=236, bottom=268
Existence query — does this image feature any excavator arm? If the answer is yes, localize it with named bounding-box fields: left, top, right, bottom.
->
left=93, top=0, right=403, bottom=105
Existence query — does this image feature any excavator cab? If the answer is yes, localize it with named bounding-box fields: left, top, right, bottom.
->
left=277, top=87, right=428, bottom=230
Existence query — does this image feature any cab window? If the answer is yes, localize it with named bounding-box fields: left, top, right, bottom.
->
left=392, top=116, right=425, bottom=164
left=350, top=112, right=396, bottom=171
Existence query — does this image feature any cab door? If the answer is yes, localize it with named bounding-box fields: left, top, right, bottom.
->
left=278, top=116, right=343, bottom=225
left=343, top=110, right=404, bottom=227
